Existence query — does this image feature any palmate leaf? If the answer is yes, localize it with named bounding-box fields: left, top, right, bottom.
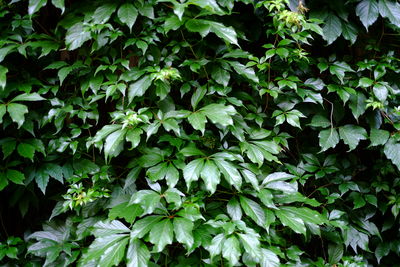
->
left=149, top=219, right=174, bottom=252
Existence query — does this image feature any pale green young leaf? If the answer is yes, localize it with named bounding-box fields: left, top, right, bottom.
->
left=149, top=219, right=174, bottom=252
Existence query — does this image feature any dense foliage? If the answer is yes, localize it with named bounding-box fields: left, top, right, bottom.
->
left=1, top=0, right=400, bottom=266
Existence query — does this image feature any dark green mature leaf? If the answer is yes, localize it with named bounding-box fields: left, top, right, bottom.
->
left=130, top=216, right=163, bottom=239
left=130, top=190, right=161, bottom=214
left=370, top=129, right=389, bottom=146
left=339, top=125, right=368, bottom=151
left=0, top=65, right=8, bottom=89
left=318, top=128, right=340, bottom=152
left=118, top=4, right=138, bottom=31
left=200, top=160, right=220, bottom=194
left=379, top=0, right=400, bottom=27
left=66, top=23, right=91, bottom=50
left=17, top=143, right=35, bottom=160
left=128, top=75, right=154, bottom=103
left=260, top=248, right=280, bottom=267
left=173, top=217, right=194, bottom=248
left=109, top=203, right=143, bottom=223
left=323, top=14, right=342, bottom=44
left=275, top=209, right=306, bottom=235
left=7, top=103, right=28, bottom=128
left=6, top=169, right=25, bottom=185
left=149, top=219, right=174, bottom=252
left=28, top=0, right=47, bottom=15
left=126, top=239, right=150, bottom=267
left=104, top=128, right=127, bottom=160
left=214, top=159, right=242, bottom=190
left=384, top=138, right=400, bottom=170
left=356, top=0, right=379, bottom=30
left=183, top=158, right=204, bottom=189
left=239, top=196, right=265, bottom=227
left=11, top=93, right=45, bottom=102
left=35, top=169, right=49, bottom=194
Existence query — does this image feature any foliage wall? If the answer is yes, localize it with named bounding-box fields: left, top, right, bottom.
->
left=1, top=0, right=400, bottom=266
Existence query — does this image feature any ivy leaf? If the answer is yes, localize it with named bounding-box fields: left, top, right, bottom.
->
left=237, top=233, right=261, bottom=259
left=128, top=75, right=154, bottom=103
left=17, top=143, right=36, bottom=160
left=118, top=4, right=138, bottom=31
left=149, top=219, right=174, bottom=252
left=130, top=216, right=163, bottom=239
left=173, top=217, right=194, bottom=248
left=126, top=239, right=150, bottom=267
left=222, top=236, right=241, bottom=266
left=51, top=0, right=65, bottom=13
left=227, top=197, right=242, bottom=220
left=92, top=3, right=117, bottom=24
left=349, top=92, right=367, bottom=120
left=275, top=209, right=306, bottom=235
left=28, top=0, right=47, bottom=15
left=65, top=23, right=91, bottom=50
left=99, top=237, right=129, bottom=267
left=341, top=22, right=358, bottom=44
left=183, top=158, right=204, bottom=190
left=207, top=233, right=225, bottom=259
left=338, top=125, right=368, bottom=151
left=104, top=128, right=127, bottom=160
left=260, top=248, right=280, bottom=267
left=200, top=160, right=220, bottom=194
left=229, top=61, right=259, bottom=83
left=239, top=196, right=265, bottom=227
left=384, top=138, right=400, bottom=170
left=373, top=83, right=388, bottom=102
left=6, top=169, right=25, bottom=185
left=369, top=128, right=389, bottom=146
left=323, top=14, right=342, bottom=45
left=356, top=0, right=379, bottom=30
left=0, top=65, right=8, bottom=89
left=109, top=203, right=143, bottom=223
left=188, top=112, right=207, bottom=134
left=35, top=168, right=50, bottom=194
left=7, top=103, right=28, bottom=128
left=130, top=190, right=161, bottom=214
left=11, top=93, right=45, bottom=102
left=318, top=128, right=340, bottom=152
left=375, top=242, right=390, bottom=264
left=214, top=159, right=242, bottom=190
left=379, top=0, right=400, bottom=27
left=201, top=104, right=236, bottom=127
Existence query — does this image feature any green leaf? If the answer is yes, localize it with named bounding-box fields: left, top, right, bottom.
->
left=82, top=234, right=128, bottom=265
left=339, top=125, right=368, bottom=151
left=309, top=114, right=331, bottom=128
left=201, top=104, right=236, bottom=127
left=211, top=66, right=230, bottom=87
left=92, top=3, right=117, bottom=24
left=239, top=196, right=265, bottom=227
left=128, top=75, right=154, bottom=103
left=375, top=242, right=390, bottom=264
left=149, top=219, right=174, bottom=252
left=35, top=169, right=49, bottom=194
left=384, top=138, right=400, bottom=170
left=183, top=158, right=204, bottom=190
left=0, top=104, right=6, bottom=123
left=373, top=83, right=388, bottom=102
left=11, top=93, right=45, bottom=102
left=126, top=239, right=150, bottom=267
left=130, top=190, right=161, bottom=214
left=1, top=138, right=16, bottom=159
left=237, top=233, right=261, bottom=259
left=323, top=14, right=342, bottom=45
left=207, top=21, right=239, bottom=46
left=109, top=203, right=143, bottom=223
left=173, top=217, right=194, bottom=248
left=130, top=216, right=163, bottom=239
left=214, top=159, right=242, bottom=190
left=275, top=208, right=306, bottom=235
left=125, top=128, right=142, bottom=149
left=356, top=0, right=379, bottom=30
left=188, top=112, right=207, bottom=134
left=227, top=197, right=242, bottom=220
left=118, top=4, right=138, bottom=31
left=328, top=244, right=343, bottom=264
left=349, top=92, right=367, bottom=120
left=222, top=236, right=241, bottom=266
left=262, top=172, right=295, bottom=185
left=17, top=143, right=35, bottom=160
left=51, top=0, right=65, bottom=13
left=341, top=22, right=358, bottom=44
left=279, top=206, right=325, bottom=225
left=200, top=160, right=220, bottom=194
left=260, top=248, right=280, bottom=267
left=99, top=237, right=129, bottom=267
left=93, top=220, right=130, bottom=237
left=0, top=172, right=8, bottom=191
left=28, top=0, right=47, bottom=15
left=65, top=23, right=91, bottom=50
left=7, top=103, right=28, bottom=128
left=165, top=163, right=179, bottom=188
left=318, top=128, right=340, bottom=152
left=191, top=87, right=207, bottom=110
left=370, top=128, right=389, bottom=146
left=104, top=128, right=127, bottom=160
left=0, top=65, right=8, bottom=89
left=229, top=61, right=259, bottom=83
left=379, top=0, right=400, bottom=27
left=6, top=169, right=25, bottom=185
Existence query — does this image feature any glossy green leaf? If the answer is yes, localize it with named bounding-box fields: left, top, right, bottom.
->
left=173, top=217, right=194, bottom=248
left=126, top=239, right=150, bottom=267
left=118, top=4, right=138, bottom=31
left=318, top=128, right=340, bottom=152
left=339, top=125, right=368, bottom=151
left=149, top=219, right=174, bottom=252
left=356, top=0, right=379, bottom=29
left=239, top=196, right=265, bottom=227
left=7, top=103, right=28, bottom=128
